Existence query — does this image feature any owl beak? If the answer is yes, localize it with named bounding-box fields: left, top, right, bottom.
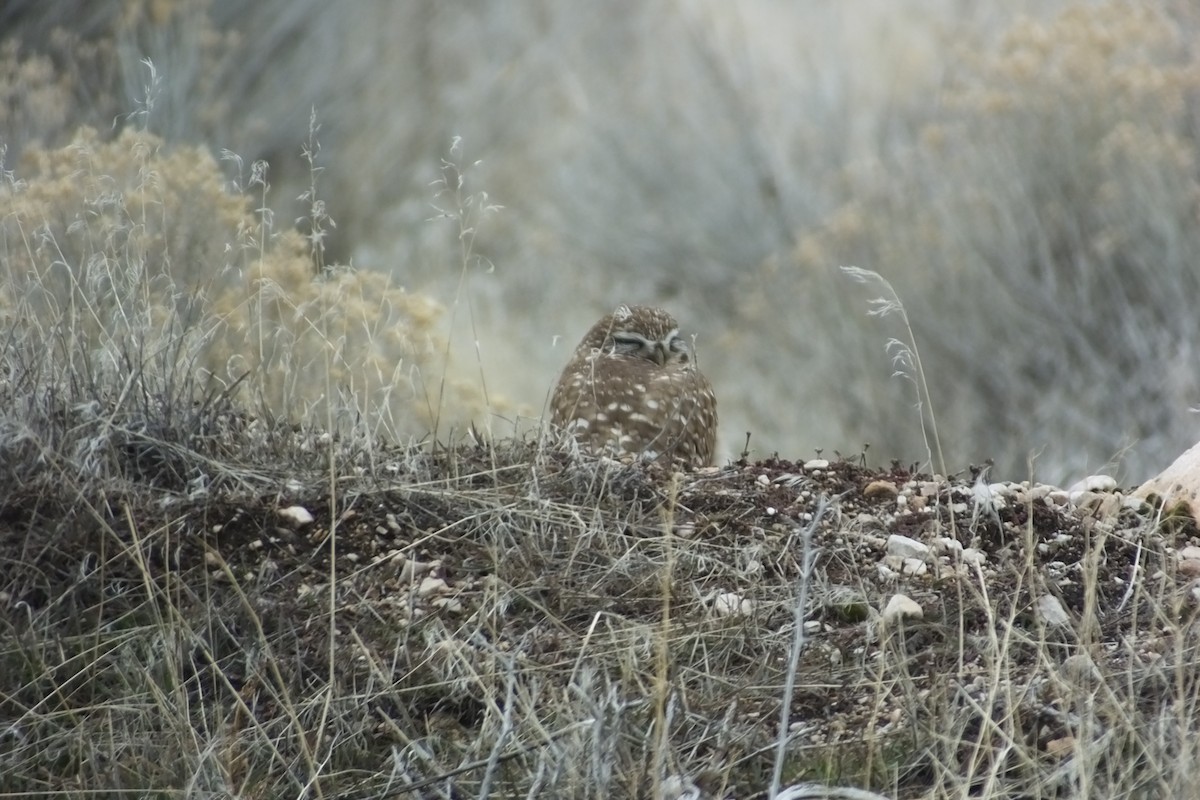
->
left=652, top=342, right=668, bottom=366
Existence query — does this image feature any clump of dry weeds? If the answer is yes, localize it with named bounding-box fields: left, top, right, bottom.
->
left=1, top=126, right=488, bottom=456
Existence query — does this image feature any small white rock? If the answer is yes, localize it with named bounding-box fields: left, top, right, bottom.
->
left=431, top=597, right=463, bottom=613
left=1025, top=485, right=1052, bottom=501
left=1123, top=495, right=1150, bottom=512
left=962, top=548, right=987, bottom=566
left=900, top=558, right=927, bottom=576
left=1060, top=653, right=1100, bottom=685
left=279, top=505, right=314, bottom=527
left=661, top=775, right=699, bottom=800
left=756, top=473, right=770, bottom=487
left=713, top=591, right=755, bottom=617
left=1068, top=474, right=1117, bottom=494
left=881, top=594, right=924, bottom=623
left=887, top=534, right=930, bottom=560
left=933, top=536, right=963, bottom=556
left=803, top=619, right=823, bottom=634
left=1069, top=490, right=1104, bottom=509
left=1037, top=594, right=1071, bottom=627
left=1178, top=546, right=1200, bottom=561
left=803, top=459, right=830, bottom=471
left=417, top=576, right=449, bottom=597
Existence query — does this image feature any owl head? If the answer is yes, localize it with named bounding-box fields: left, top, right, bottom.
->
left=578, top=304, right=695, bottom=368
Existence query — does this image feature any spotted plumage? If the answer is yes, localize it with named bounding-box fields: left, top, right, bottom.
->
left=549, top=304, right=717, bottom=467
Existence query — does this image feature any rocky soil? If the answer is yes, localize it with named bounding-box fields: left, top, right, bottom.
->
left=3, top=432, right=1199, bottom=797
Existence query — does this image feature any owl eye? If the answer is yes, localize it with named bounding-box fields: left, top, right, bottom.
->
left=610, top=333, right=647, bottom=354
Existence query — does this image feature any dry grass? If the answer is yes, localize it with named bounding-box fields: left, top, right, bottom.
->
left=4, top=372, right=1200, bottom=798
left=1, top=125, right=487, bottom=447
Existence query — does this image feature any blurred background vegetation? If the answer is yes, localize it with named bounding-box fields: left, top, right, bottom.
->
left=2, top=0, right=1198, bottom=484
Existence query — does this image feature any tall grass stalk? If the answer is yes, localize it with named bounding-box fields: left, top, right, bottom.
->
left=769, top=498, right=826, bottom=800
left=841, top=266, right=946, bottom=479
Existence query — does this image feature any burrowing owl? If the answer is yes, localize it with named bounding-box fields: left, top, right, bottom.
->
left=550, top=304, right=717, bottom=467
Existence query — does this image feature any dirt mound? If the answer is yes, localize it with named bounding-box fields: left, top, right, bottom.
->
left=3, top=424, right=1195, bottom=798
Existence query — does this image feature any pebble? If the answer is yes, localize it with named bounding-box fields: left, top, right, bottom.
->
left=713, top=591, right=755, bottom=617
left=1037, top=594, right=1071, bottom=627
left=803, top=459, right=830, bottom=471
left=881, top=593, right=923, bottom=623
left=1060, top=653, right=1100, bottom=686
left=279, top=505, right=314, bottom=527
left=969, top=479, right=1000, bottom=505
left=887, top=534, right=929, bottom=560
left=864, top=480, right=899, bottom=500
left=1045, top=736, right=1076, bottom=758
left=1177, top=547, right=1200, bottom=577
left=1069, top=490, right=1104, bottom=510
left=961, top=548, right=987, bottom=566
left=1123, top=495, right=1150, bottom=512
left=432, top=597, right=464, bottom=613
left=1024, top=485, right=1052, bottom=501
left=417, top=576, right=449, bottom=597
left=932, top=537, right=962, bottom=556
left=1067, top=474, right=1117, bottom=494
